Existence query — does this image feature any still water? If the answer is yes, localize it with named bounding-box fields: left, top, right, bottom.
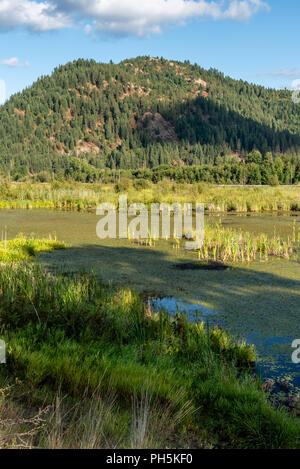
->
left=0, top=209, right=299, bottom=388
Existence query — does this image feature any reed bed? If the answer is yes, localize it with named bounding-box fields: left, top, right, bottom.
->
left=194, top=220, right=299, bottom=263
left=0, top=182, right=299, bottom=213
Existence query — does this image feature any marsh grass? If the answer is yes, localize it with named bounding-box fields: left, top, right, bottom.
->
left=140, top=218, right=299, bottom=264
left=0, top=234, right=298, bottom=448
left=0, top=260, right=299, bottom=448
left=0, top=235, right=66, bottom=263
left=0, top=384, right=197, bottom=449
left=43, top=392, right=122, bottom=449
left=0, top=385, right=51, bottom=449
left=130, top=388, right=196, bottom=449
left=0, top=182, right=299, bottom=213
left=195, top=219, right=299, bottom=263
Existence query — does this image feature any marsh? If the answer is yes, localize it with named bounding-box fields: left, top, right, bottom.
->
left=0, top=208, right=299, bottom=388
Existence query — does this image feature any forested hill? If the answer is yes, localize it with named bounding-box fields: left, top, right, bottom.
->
left=0, top=56, right=300, bottom=180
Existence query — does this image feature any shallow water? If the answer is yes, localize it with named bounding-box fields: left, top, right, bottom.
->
left=151, top=296, right=300, bottom=388
left=150, top=297, right=215, bottom=319
left=0, top=209, right=299, bottom=388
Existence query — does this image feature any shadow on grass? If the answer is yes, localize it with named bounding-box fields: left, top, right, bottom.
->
left=39, top=243, right=300, bottom=325
left=39, top=242, right=300, bottom=388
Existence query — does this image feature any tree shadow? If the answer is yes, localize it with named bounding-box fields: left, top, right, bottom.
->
left=154, top=93, right=300, bottom=158
left=40, top=243, right=300, bottom=338
left=40, top=242, right=300, bottom=385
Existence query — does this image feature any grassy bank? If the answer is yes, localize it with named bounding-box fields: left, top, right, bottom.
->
left=0, top=240, right=299, bottom=448
left=0, top=235, right=66, bottom=262
left=0, top=181, right=299, bottom=213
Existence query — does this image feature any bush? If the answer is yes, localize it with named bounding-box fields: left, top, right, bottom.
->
left=36, top=171, right=52, bottom=183
left=133, top=179, right=150, bottom=191
left=268, top=175, right=279, bottom=186
left=114, top=178, right=133, bottom=193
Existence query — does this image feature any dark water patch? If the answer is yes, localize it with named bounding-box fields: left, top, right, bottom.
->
left=174, top=261, right=230, bottom=271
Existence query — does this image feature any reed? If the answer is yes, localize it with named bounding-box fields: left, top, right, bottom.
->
left=193, top=220, right=298, bottom=263
left=0, top=182, right=299, bottom=213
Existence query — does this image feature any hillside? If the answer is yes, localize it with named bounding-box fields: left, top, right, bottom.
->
left=0, top=56, right=300, bottom=180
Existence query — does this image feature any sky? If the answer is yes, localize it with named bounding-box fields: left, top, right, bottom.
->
left=0, top=0, right=299, bottom=103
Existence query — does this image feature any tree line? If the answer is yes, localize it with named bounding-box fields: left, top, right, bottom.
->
left=0, top=57, right=299, bottom=182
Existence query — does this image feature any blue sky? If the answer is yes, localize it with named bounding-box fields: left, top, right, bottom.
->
left=0, top=0, right=299, bottom=102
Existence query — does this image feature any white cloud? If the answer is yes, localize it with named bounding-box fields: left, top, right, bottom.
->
left=84, top=24, right=93, bottom=35
left=291, top=79, right=300, bottom=91
left=0, top=57, right=19, bottom=67
left=0, top=57, right=30, bottom=67
left=0, top=0, right=270, bottom=36
left=0, top=0, right=71, bottom=32
left=223, top=0, right=269, bottom=21
left=57, top=0, right=270, bottom=36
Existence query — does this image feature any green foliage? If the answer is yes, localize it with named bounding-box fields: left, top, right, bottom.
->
left=133, top=155, right=300, bottom=185
left=0, top=236, right=66, bottom=262
left=0, top=57, right=299, bottom=181
left=0, top=181, right=298, bottom=213
left=0, top=260, right=299, bottom=448
left=114, top=177, right=133, bottom=193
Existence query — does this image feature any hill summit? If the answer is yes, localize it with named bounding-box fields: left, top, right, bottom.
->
left=0, top=56, right=299, bottom=180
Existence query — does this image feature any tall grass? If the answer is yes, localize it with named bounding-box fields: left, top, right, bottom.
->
left=194, top=219, right=299, bottom=263
left=0, top=182, right=299, bottom=213
left=0, top=235, right=66, bottom=263
left=0, top=385, right=196, bottom=449
left=0, top=261, right=299, bottom=448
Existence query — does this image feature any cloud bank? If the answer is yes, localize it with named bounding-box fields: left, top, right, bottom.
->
left=0, top=0, right=270, bottom=36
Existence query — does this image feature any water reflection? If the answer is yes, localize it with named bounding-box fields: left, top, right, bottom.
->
left=151, top=296, right=300, bottom=390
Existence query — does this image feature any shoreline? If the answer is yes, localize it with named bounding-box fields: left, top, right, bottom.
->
left=0, top=182, right=299, bottom=213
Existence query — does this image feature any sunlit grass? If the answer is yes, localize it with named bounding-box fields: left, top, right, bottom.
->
left=0, top=261, right=299, bottom=448
left=0, top=235, right=67, bottom=263
left=195, top=219, right=299, bottom=263
left=0, top=232, right=299, bottom=448
left=0, top=181, right=299, bottom=213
